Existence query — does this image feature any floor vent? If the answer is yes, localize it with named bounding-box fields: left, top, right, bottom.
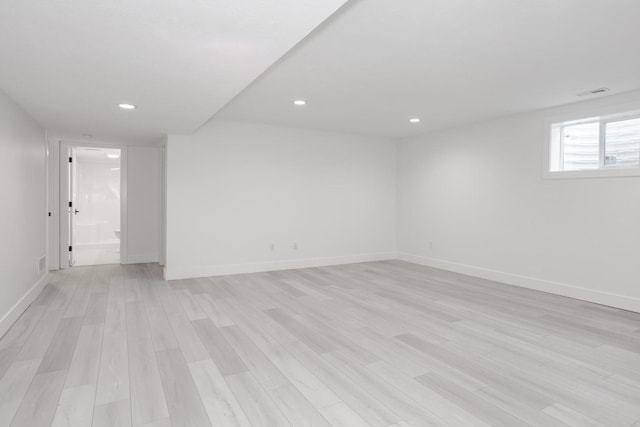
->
left=38, top=256, right=46, bottom=275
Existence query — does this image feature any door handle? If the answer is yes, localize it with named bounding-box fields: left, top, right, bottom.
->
left=74, top=209, right=80, bottom=215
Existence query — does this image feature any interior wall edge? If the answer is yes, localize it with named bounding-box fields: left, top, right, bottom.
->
left=164, top=251, right=397, bottom=281
left=0, top=273, right=48, bottom=339
left=398, top=252, right=640, bottom=314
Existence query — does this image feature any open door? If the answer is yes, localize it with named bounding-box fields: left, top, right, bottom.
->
left=59, top=142, right=126, bottom=269
left=68, top=146, right=77, bottom=266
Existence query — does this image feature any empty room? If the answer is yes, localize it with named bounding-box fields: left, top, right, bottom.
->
left=1, top=1, right=640, bottom=426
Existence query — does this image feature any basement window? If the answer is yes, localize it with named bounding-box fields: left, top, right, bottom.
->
left=548, top=111, right=640, bottom=178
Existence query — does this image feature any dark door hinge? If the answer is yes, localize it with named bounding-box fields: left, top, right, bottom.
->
left=68, top=157, right=72, bottom=163
left=68, top=246, right=72, bottom=252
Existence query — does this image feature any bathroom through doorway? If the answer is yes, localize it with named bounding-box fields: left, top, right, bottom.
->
left=71, top=146, right=122, bottom=266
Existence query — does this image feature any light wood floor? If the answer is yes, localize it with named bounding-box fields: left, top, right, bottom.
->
left=1, top=261, right=640, bottom=427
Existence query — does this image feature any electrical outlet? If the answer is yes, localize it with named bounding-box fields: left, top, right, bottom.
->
left=428, top=241, right=433, bottom=250
left=270, top=243, right=275, bottom=252
left=293, top=242, right=298, bottom=250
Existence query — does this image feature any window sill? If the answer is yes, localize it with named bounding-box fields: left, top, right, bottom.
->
left=543, top=168, right=640, bottom=180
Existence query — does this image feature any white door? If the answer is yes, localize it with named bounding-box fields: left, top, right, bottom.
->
left=68, top=147, right=78, bottom=266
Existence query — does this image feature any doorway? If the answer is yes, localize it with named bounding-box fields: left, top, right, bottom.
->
left=70, top=147, right=122, bottom=266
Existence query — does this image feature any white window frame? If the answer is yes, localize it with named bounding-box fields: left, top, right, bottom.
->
left=601, top=113, right=640, bottom=169
left=544, top=102, right=640, bottom=179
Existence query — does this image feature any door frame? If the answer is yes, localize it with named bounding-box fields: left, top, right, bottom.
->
left=56, top=140, right=128, bottom=268
left=47, top=139, right=60, bottom=270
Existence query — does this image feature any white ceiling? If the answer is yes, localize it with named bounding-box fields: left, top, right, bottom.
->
left=0, top=0, right=348, bottom=142
left=219, top=0, right=640, bottom=138
left=3, top=0, right=640, bottom=142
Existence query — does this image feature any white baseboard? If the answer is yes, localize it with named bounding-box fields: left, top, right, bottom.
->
left=124, top=253, right=159, bottom=264
left=0, top=273, right=49, bottom=339
left=398, top=252, right=640, bottom=313
left=164, top=252, right=397, bottom=281
left=163, top=249, right=640, bottom=313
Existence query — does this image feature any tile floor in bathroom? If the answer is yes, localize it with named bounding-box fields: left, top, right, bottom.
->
left=73, top=242, right=120, bottom=266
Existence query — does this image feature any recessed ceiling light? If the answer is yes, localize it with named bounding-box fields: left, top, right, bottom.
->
left=293, top=100, right=306, bottom=106
left=576, top=87, right=610, bottom=97
left=107, top=153, right=120, bottom=159
left=111, top=167, right=120, bottom=171
left=118, top=103, right=137, bottom=109
left=409, top=118, right=421, bottom=123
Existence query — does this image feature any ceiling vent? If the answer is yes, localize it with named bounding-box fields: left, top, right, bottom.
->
left=576, top=87, right=610, bottom=97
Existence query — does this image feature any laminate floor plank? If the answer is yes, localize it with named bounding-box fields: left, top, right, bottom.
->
left=167, top=312, right=209, bottom=363
left=155, top=348, right=211, bottom=427
left=14, top=308, right=65, bottom=362
left=2, top=261, right=640, bottom=426
left=145, top=307, right=179, bottom=352
left=92, top=399, right=131, bottom=427
left=0, top=358, right=41, bottom=426
left=64, top=323, right=104, bottom=388
left=125, top=301, right=169, bottom=425
left=51, top=383, right=96, bottom=427
left=177, top=289, right=208, bottom=321
left=322, top=351, right=449, bottom=427
left=95, top=280, right=129, bottom=406
left=0, top=304, right=46, bottom=351
left=268, top=384, right=333, bottom=427
left=37, top=316, right=83, bottom=374
left=137, top=418, right=172, bottom=427
left=365, top=360, right=491, bottom=427
left=192, top=318, right=248, bottom=376
left=62, top=268, right=94, bottom=319
left=225, top=371, right=292, bottom=427
left=188, top=358, right=252, bottom=427
left=416, top=371, right=530, bottom=427
left=282, top=340, right=401, bottom=427
left=0, top=347, right=19, bottom=379
left=197, top=293, right=235, bottom=327
left=264, top=308, right=337, bottom=354
left=220, top=324, right=290, bottom=391
left=10, top=370, right=66, bottom=427
left=83, top=292, right=109, bottom=326
left=542, top=403, right=609, bottom=427
left=318, top=402, right=370, bottom=427
left=258, top=341, right=342, bottom=409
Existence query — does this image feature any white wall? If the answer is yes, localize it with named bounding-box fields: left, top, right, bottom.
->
left=52, top=143, right=163, bottom=268
left=398, top=90, right=640, bottom=312
left=165, top=120, right=396, bottom=280
left=126, top=146, right=163, bottom=264
left=0, top=89, right=47, bottom=338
